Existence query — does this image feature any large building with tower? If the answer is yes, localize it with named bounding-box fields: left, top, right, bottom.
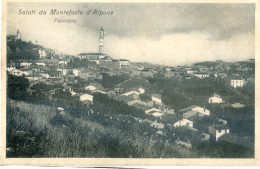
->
left=77, top=27, right=129, bottom=68
left=16, top=30, right=21, bottom=40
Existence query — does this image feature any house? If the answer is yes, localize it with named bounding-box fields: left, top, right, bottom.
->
left=79, top=93, right=93, bottom=102
left=230, top=78, right=246, bottom=88
left=36, top=62, right=46, bottom=67
left=117, top=59, right=130, bottom=68
left=208, top=93, right=223, bottom=103
left=56, top=107, right=65, bottom=115
left=79, top=71, right=97, bottom=79
left=38, top=49, right=46, bottom=58
left=7, top=66, right=16, bottom=71
left=57, top=69, right=69, bottom=76
left=151, top=112, right=164, bottom=117
left=122, top=91, right=140, bottom=100
left=161, top=106, right=175, bottom=115
left=58, top=60, right=68, bottom=65
left=187, top=69, right=196, bottom=74
left=180, top=105, right=210, bottom=116
left=99, top=55, right=113, bottom=64
left=10, top=69, right=22, bottom=76
left=40, top=73, right=50, bottom=79
left=138, top=88, right=145, bottom=94
left=85, top=85, right=97, bottom=91
left=209, top=125, right=230, bottom=141
left=231, top=103, right=245, bottom=108
left=150, top=121, right=164, bottom=129
left=72, top=69, right=79, bottom=76
left=194, top=73, right=209, bottom=79
left=145, top=108, right=163, bottom=117
left=145, top=108, right=161, bottom=114
left=151, top=94, right=162, bottom=105
left=183, top=110, right=199, bottom=118
left=94, top=90, right=107, bottom=94
left=173, top=118, right=193, bottom=128
left=77, top=53, right=113, bottom=64
left=127, top=99, right=146, bottom=106
left=20, top=62, right=32, bottom=67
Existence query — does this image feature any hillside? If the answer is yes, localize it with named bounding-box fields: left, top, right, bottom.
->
left=7, top=99, right=200, bottom=158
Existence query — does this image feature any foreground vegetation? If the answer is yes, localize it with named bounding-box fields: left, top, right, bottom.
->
left=7, top=99, right=200, bottom=158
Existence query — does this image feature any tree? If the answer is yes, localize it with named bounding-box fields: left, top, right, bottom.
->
left=7, top=73, right=29, bottom=100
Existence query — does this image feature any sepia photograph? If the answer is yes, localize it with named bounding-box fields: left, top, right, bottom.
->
left=0, top=0, right=259, bottom=166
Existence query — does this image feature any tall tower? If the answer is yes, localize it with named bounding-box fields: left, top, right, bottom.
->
left=99, top=27, right=104, bottom=53
left=16, top=30, right=21, bottom=40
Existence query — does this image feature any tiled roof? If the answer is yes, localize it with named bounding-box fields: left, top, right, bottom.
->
left=179, top=105, right=199, bottom=113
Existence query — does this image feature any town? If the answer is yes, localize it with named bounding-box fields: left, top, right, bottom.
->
left=6, top=27, right=255, bottom=158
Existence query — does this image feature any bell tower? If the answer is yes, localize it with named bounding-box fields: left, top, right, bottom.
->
left=99, top=27, right=104, bottom=53
left=16, top=29, right=21, bottom=40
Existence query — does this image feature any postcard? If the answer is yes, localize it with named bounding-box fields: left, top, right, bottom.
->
left=1, top=0, right=259, bottom=166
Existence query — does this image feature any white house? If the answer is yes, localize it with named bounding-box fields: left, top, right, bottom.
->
left=192, top=106, right=210, bottom=116
left=57, top=69, right=68, bottom=76
left=62, top=69, right=68, bottom=76
left=138, top=88, right=145, bottom=94
left=58, top=60, right=68, bottom=65
left=38, top=49, right=46, bottom=58
left=230, top=79, right=246, bottom=88
left=209, top=125, right=230, bottom=141
left=183, top=110, right=199, bottom=118
left=80, top=93, right=93, bottom=102
left=208, top=94, right=223, bottom=103
left=151, top=94, right=162, bottom=105
left=7, top=66, right=16, bottom=71
left=180, top=105, right=210, bottom=116
left=36, top=62, right=46, bottom=67
left=9, top=69, right=22, bottom=76
left=85, top=85, right=97, bottom=91
left=20, top=62, right=32, bottom=67
left=231, top=103, right=245, bottom=108
left=40, top=73, right=50, bottom=79
left=123, top=91, right=140, bottom=96
left=150, top=121, right=164, bottom=129
left=117, top=59, right=130, bottom=68
left=94, top=90, right=107, bottom=94
left=122, top=91, right=140, bottom=99
left=72, top=69, right=79, bottom=76
left=145, top=108, right=161, bottom=115
left=152, top=112, right=164, bottom=117
left=194, top=73, right=210, bottom=79
left=187, top=69, right=196, bottom=74
left=173, top=118, right=193, bottom=128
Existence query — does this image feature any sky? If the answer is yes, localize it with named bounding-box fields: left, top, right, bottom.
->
left=7, top=3, right=255, bottom=66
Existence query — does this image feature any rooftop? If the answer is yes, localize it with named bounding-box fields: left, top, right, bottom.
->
left=212, top=125, right=229, bottom=130
left=151, top=93, right=162, bottom=99
left=179, top=105, right=200, bottom=113
left=78, top=53, right=107, bottom=56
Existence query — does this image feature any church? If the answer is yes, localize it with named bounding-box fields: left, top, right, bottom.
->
left=77, top=27, right=113, bottom=64
left=77, top=27, right=129, bottom=67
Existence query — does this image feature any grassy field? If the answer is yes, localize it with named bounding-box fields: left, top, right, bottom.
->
left=7, top=99, right=201, bottom=158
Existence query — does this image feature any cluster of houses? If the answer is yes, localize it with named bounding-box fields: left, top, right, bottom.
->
left=116, top=88, right=174, bottom=117
left=7, top=29, right=253, bottom=151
